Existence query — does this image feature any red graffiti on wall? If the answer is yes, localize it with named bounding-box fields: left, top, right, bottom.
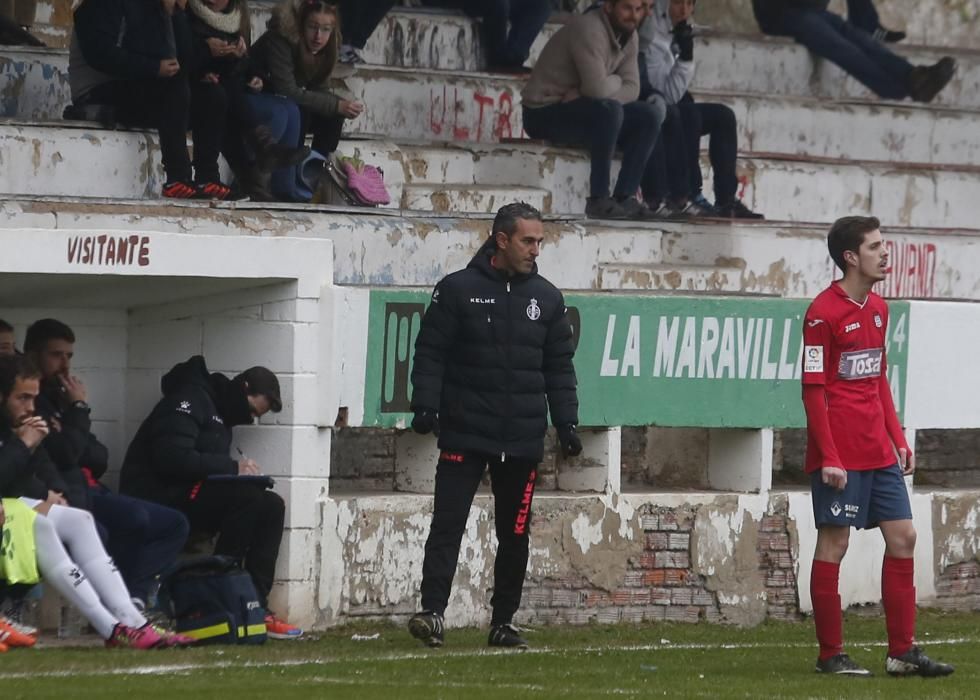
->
left=878, top=241, right=938, bottom=298
left=429, top=87, right=518, bottom=142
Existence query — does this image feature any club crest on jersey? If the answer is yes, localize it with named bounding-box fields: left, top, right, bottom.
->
left=526, top=298, right=541, bottom=321
left=838, top=347, right=883, bottom=380
left=874, top=313, right=882, bottom=328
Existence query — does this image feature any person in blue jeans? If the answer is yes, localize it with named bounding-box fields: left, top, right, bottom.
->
left=422, top=0, right=553, bottom=73
left=751, top=0, right=954, bottom=103
left=244, top=93, right=303, bottom=201
left=24, top=319, right=189, bottom=611
left=522, top=0, right=665, bottom=221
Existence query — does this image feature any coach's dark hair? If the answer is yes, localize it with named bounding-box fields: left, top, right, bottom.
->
left=827, top=216, right=881, bottom=273
left=0, top=319, right=12, bottom=334
left=0, top=354, right=40, bottom=400
left=492, top=202, right=543, bottom=244
left=24, top=318, right=75, bottom=355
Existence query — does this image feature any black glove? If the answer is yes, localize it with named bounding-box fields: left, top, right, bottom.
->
left=557, top=424, right=583, bottom=457
left=673, top=21, right=694, bottom=62
left=411, top=409, right=439, bottom=436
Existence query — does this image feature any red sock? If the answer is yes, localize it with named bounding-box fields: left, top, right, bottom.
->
left=882, top=555, right=915, bottom=657
left=810, top=559, right=843, bottom=660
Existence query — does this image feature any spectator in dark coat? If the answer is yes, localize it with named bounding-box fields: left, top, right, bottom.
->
left=337, top=0, right=397, bottom=65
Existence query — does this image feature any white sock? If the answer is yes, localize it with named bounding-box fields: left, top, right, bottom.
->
left=33, top=514, right=118, bottom=639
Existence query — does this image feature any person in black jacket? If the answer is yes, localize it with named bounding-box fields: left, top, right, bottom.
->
left=119, top=355, right=303, bottom=640
left=407, top=201, right=581, bottom=650
left=751, top=0, right=954, bottom=102
left=24, top=319, right=189, bottom=611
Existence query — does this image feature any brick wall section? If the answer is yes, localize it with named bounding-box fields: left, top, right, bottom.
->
left=757, top=506, right=802, bottom=621
left=934, top=560, right=980, bottom=612
left=525, top=505, right=722, bottom=625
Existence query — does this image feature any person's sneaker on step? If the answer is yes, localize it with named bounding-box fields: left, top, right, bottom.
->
left=715, top=198, right=765, bottom=220
left=193, top=181, right=233, bottom=201
left=265, top=613, right=303, bottom=640
left=339, top=44, right=365, bottom=65
left=908, top=57, right=956, bottom=103
left=616, top=196, right=663, bottom=221
left=488, top=623, right=528, bottom=649
left=408, top=610, right=445, bottom=648
left=162, top=181, right=198, bottom=199
left=105, top=623, right=166, bottom=650
left=585, top=196, right=629, bottom=220
left=885, top=645, right=955, bottom=677
left=0, top=617, right=36, bottom=648
left=814, top=652, right=872, bottom=676
left=872, top=26, right=906, bottom=43
left=689, top=193, right=720, bottom=216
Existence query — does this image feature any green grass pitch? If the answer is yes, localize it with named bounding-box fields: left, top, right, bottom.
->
left=2, top=610, right=977, bottom=698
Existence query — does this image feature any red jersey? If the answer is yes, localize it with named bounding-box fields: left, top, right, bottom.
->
left=801, top=282, right=897, bottom=472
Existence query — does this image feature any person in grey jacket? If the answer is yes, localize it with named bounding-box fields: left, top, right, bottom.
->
left=638, top=0, right=762, bottom=219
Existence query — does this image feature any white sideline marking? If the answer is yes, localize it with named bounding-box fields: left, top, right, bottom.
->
left=0, top=637, right=973, bottom=681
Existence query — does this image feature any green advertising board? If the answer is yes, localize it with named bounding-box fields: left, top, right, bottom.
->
left=363, top=290, right=910, bottom=429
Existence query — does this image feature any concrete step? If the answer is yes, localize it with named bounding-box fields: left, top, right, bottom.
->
left=400, top=183, right=550, bottom=214
left=1, top=196, right=977, bottom=301
left=598, top=262, right=755, bottom=294
left=4, top=47, right=978, bottom=167
left=4, top=121, right=979, bottom=228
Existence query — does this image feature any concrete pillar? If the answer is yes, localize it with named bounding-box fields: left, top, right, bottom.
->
left=556, top=426, right=621, bottom=494
left=394, top=430, right=440, bottom=493
left=707, top=428, right=772, bottom=493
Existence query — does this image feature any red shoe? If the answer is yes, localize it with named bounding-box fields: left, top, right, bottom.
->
left=162, top=181, right=197, bottom=199
left=105, top=623, right=165, bottom=650
left=0, top=641, right=8, bottom=653
left=264, top=614, right=303, bottom=640
left=194, top=181, right=232, bottom=200
left=0, top=618, right=36, bottom=648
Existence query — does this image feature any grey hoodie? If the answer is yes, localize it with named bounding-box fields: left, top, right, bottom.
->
left=638, top=0, right=695, bottom=105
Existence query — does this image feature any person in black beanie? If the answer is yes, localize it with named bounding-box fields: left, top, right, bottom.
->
left=120, top=355, right=303, bottom=640
left=407, top=202, right=580, bottom=650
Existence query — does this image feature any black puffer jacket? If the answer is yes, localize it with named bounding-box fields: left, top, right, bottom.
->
left=119, top=355, right=253, bottom=508
left=411, top=237, right=579, bottom=462
left=752, top=0, right=829, bottom=34
left=0, top=426, right=67, bottom=500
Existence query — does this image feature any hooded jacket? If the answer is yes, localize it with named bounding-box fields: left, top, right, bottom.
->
left=522, top=7, right=639, bottom=109
left=119, top=355, right=254, bottom=508
left=638, top=0, right=695, bottom=105
left=410, top=237, right=579, bottom=462
left=752, top=0, right=830, bottom=34
left=249, top=0, right=341, bottom=117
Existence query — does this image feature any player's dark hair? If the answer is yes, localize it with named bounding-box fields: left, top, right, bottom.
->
left=0, top=353, right=40, bottom=400
left=0, top=318, right=13, bottom=334
left=827, top=216, right=881, bottom=273
left=24, top=318, right=75, bottom=354
left=492, top=202, right=543, bottom=246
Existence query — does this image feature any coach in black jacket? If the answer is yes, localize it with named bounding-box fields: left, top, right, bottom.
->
left=119, top=355, right=294, bottom=627
left=407, top=202, right=580, bottom=650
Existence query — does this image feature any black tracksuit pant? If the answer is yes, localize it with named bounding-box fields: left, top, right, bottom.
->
left=181, top=480, right=286, bottom=608
left=420, top=450, right=539, bottom=625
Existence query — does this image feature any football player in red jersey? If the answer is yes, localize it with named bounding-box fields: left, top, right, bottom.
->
left=801, top=216, right=953, bottom=678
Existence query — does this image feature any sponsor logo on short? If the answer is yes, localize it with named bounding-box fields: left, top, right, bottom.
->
left=803, top=345, right=824, bottom=373
left=830, top=502, right=842, bottom=517
left=838, top=347, right=883, bottom=380
left=843, top=321, right=861, bottom=334
left=526, top=298, right=541, bottom=321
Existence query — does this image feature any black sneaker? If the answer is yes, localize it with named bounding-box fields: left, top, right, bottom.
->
left=815, top=653, right=873, bottom=676
left=872, top=26, right=906, bottom=43
left=886, top=645, right=955, bottom=677
left=585, top=196, right=629, bottom=220
left=909, top=57, right=956, bottom=103
left=716, top=199, right=765, bottom=220
left=408, top=610, right=444, bottom=648
left=616, top=196, right=662, bottom=221
left=488, top=623, right=528, bottom=649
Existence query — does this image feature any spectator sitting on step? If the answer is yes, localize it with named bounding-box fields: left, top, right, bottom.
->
left=0, top=0, right=44, bottom=46
left=638, top=0, right=763, bottom=219
left=522, top=0, right=666, bottom=221
left=0, top=354, right=192, bottom=649
left=68, top=0, right=238, bottom=200
left=185, top=0, right=310, bottom=201
left=337, top=0, right=397, bottom=66
left=24, top=319, right=191, bottom=615
left=119, top=355, right=303, bottom=641
left=0, top=320, right=15, bottom=356
left=419, top=0, right=552, bottom=74
left=252, top=0, right=364, bottom=160
left=751, top=0, right=955, bottom=103
left=846, top=0, right=905, bottom=43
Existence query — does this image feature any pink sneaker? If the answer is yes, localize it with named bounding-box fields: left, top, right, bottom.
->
left=105, top=623, right=165, bottom=650
left=154, top=627, right=196, bottom=648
